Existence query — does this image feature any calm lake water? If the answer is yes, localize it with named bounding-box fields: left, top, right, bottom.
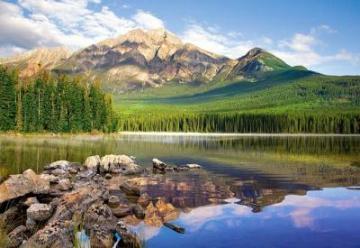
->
left=1, top=134, right=360, bottom=247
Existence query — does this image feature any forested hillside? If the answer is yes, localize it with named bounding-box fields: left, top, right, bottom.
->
left=1, top=27, right=359, bottom=134
left=116, top=70, right=360, bottom=133
left=0, top=66, right=117, bottom=133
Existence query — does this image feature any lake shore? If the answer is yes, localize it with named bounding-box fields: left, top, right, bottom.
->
left=120, top=131, right=360, bottom=137
left=0, top=131, right=359, bottom=138
left=0, top=155, right=198, bottom=247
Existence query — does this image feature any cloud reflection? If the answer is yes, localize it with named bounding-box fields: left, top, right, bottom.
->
left=179, top=200, right=252, bottom=232
left=273, top=190, right=360, bottom=229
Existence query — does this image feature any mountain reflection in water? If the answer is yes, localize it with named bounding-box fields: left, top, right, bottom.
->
left=0, top=134, right=359, bottom=247
left=136, top=188, right=360, bottom=248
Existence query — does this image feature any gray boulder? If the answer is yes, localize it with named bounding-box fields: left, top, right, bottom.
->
left=50, top=168, right=67, bottom=176
left=39, top=174, right=59, bottom=183
left=185, top=163, right=202, bottom=169
left=83, top=202, right=116, bottom=231
left=100, top=154, right=141, bottom=174
left=58, top=179, right=72, bottom=191
left=45, top=160, right=71, bottom=170
left=133, top=204, right=145, bottom=219
left=108, top=195, right=120, bottom=208
left=26, top=217, right=37, bottom=232
left=111, top=204, right=133, bottom=218
left=120, top=182, right=141, bottom=196
left=152, top=158, right=167, bottom=172
left=0, top=169, right=50, bottom=204
left=27, top=203, right=53, bottom=222
left=84, top=155, right=101, bottom=171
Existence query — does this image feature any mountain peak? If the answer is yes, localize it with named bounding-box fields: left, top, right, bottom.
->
left=98, top=28, right=182, bottom=48
left=244, top=47, right=267, bottom=58
left=1, top=28, right=302, bottom=91
left=230, top=47, right=290, bottom=77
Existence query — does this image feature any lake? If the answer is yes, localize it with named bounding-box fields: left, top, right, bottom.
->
left=0, top=133, right=360, bottom=247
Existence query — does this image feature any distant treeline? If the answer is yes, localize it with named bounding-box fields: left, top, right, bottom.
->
left=119, top=113, right=360, bottom=133
left=0, top=66, right=117, bottom=132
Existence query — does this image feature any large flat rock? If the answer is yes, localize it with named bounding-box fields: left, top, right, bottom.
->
left=0, top=169, right=50, bottom=204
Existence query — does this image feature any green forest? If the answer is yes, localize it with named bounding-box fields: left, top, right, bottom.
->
left=119, top=112, right=359, bottom=133
left=116, top=70, right=360, bottom=134
left=1, top=66, right=359, bottom=134
left=0, top=66, right=117, bottom=133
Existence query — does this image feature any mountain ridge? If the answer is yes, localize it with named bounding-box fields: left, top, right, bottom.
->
left=1, top=28, right=302, bottom=91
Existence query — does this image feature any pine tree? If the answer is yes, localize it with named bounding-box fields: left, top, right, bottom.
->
left=0, top=66, right=17, bottom=131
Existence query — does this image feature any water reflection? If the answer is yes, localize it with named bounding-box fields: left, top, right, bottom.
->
left=0, top=134, right=359, bottom=177
left=141, top=188, right=360, bottom=248
left=0, top=134, right=360, bottom=247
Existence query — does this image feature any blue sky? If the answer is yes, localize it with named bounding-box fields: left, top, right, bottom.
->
left=1, top=0, right=360, bottom=75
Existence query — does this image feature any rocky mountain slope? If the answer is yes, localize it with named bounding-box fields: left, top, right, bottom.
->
left=0, top=47, right=71, bottom=78
left=1, top=28, right=295, bottom=91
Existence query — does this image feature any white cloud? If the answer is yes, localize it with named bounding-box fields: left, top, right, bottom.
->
left=272, top=31, right=360, bottom=67
left=180, top=22, right=359, bottom=72
left=310, top=24, right=337, bottom=34
left=279, top=33, right=317, bottom=53
left=180, top=23, right=257, bottom=58
left=0, top=2, right=358, bottom=74
left=0, top=0, right=165, bottom=56
left=132, top=10, right=165, bottom=30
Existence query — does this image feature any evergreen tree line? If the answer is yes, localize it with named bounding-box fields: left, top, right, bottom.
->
left=119, top=112, right=360, bottom=133
left=0, top=66, right=117, bottom=132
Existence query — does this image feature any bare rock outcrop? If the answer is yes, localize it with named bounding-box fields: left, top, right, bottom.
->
left=27, top=203, right=53, bottom=222
left=0, top=169, right=50, bottom=204
left=152, top=158, right=167, bottom=173
left=84, top=155, right=101, bottom=171
left=100, top=154, right=141, bottom=175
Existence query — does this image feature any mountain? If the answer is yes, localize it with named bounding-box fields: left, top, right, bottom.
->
left=53, top=28, right=235, bottom=91
left=0, top=47, right=71, bottom=78
left=230, top=48, right=291, bottom=77
left=1, top=28, right=298, bottom=91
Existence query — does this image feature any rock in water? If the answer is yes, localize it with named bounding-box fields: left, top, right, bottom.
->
left=111, top=204, right=133, bottom=218
left=108, top=195, right=120, bottom=208
left=152, top=158, right=167, bottom=172
left=133, top=204, right=145, bottom=219
left=0, top=169, right=50, bottom=204
left=164, top=222, right=185, bottom=234
left=120, top=182, right=141, bottom=196
left=84, top=155, right=101, bottom=171
left=45, top=160, right=71, bottom=170
left=83, top=203, right=117, bottom=247
left=185, top=163, right=202, bottom=169
left=83, top=203, right=115, bottom=230
left=27, top=203, right=53, bottom=222
left=100, top=154, right=141, bottom=174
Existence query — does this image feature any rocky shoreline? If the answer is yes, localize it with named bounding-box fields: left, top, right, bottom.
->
left=0, top=155, right=201, bottom=248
